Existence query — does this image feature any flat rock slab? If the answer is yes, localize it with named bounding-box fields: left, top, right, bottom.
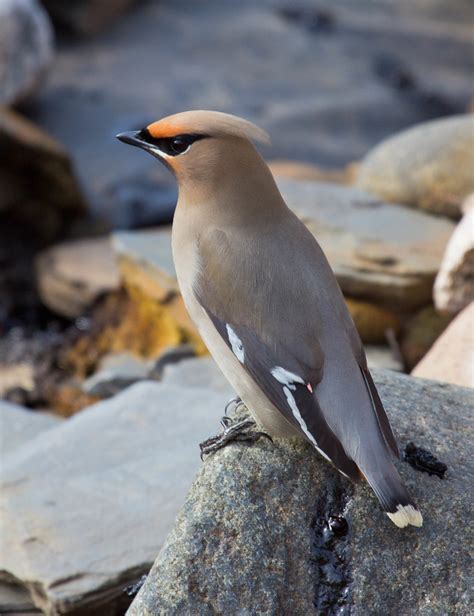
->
left=129, top=370, right=473, bottom=616
left=0, top=382, right=230, bottom=615
left=278, top=180, right=454, bottom=309
left=35, top=236, right=120, bottom=319
left=161, top=357, right=233, bottom=395
left=112, top=183, right=454, bottom=311
left=0, top=400, right=61, bottom=456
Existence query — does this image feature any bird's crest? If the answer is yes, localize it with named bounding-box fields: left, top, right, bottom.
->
left=146, top=110, right=270, bottom=145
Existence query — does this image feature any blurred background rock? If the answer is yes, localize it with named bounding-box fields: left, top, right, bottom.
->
left=0, top=1, right=473, bottom=614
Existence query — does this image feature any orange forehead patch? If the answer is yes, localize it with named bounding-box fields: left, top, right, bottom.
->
left=146, top=119, right=188, bottom=139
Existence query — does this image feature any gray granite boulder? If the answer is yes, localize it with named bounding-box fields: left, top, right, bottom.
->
left=129, top=370, right=473, bottom=616
left=0, top=382, right=230, bottom=615
left=0, top=0, right=53, bottom=105
left=356, top=115, right=474, bottom=219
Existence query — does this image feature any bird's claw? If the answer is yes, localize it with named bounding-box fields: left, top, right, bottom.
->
left=224, top=396, right=246, bottom=416
left=200, top=417, right=273, bottom=459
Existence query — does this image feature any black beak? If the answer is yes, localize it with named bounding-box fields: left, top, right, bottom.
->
left=115, top=131, right=147, bottom=149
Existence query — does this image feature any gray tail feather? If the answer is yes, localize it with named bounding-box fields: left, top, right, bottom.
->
left=363, top=462, right=423, bottom=528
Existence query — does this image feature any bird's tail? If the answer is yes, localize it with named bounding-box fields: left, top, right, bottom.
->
left=362, top=461, right=423, bottom=528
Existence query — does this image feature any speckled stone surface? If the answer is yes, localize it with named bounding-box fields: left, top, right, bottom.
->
left=128, top=369, right=473, bottom=616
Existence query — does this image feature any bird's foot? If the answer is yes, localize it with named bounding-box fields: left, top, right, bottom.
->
left=199, top=415, right=273, bottom=459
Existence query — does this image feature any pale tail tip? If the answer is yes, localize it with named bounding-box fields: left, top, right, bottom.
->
left=386, top=504, right=423, bottom=528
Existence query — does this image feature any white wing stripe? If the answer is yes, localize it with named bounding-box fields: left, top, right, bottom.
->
left=226, top=324, right=245, bottom=363
left=282, top=385, right=331, bottom=463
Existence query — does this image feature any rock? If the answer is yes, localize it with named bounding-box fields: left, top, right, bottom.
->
left=161, top=357, right=233, bottom=395
left=0, top=399, right=60, bottom=456
left=147, top=344, right=196, bottom=380
left=41, top=0, right=139, bottom=36
left=32, top=1, right=474, bottom=227
left=0, top=106, right=86, bottom=242
left=400, top=305, right=453, bottom=371
left=113, top=228, right=178, bottom=302
left=0, top=0, right=53, bottom=105
left=128, top=370, right=473, bottom=616
left=0, top=381, right=231, bottom=615
left=111, top=185, right=453, bottom=318
left=365, top=346, right=403, bottom=372
left=0, top=363, right=34, bottom=397
left=278, top=179, right=455, bottom=310
left=434, top=194, right=474, bottom=314
left=82, top=351, right=150, bottom=397
left=412, top=302, right=474, bottom=387
left=268, top=159, right=357, bottom=184
left=112, top=228, right=206, bottom=356
left=356, top=115, right=474, bottom=218
left=35, top=236, right=120, bottom=319
left=345, top=297, right=400, bottom=343
left=0, top=581, right=40, bottom=614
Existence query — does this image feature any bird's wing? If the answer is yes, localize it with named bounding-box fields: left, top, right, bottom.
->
left=194, top=227, right=363, bottom=479
left=202, top=311, right=360, bottom=479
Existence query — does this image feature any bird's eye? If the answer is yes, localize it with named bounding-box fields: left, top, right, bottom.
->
left=168, top=136, right=193, bottom=155
left=137, top=130, right=208, bottom=157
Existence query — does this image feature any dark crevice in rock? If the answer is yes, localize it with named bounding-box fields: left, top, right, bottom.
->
left=124, top=574, right=147, bottom=598
left=310, top=477, right=353, bottom=615
left=403, top=442, right=448, bottom=478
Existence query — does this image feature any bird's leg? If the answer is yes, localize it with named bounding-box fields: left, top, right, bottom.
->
left=200, top=413, right=273, bottom=459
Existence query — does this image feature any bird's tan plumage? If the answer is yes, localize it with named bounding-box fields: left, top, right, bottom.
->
left=117, top=110, right=423, bottom=528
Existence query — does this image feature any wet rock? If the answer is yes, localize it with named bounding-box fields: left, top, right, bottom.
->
left=356, top=115, right=474, bottom=218
left=82, top=351, right=150, bottom=397
left=400, top=305, right=453, bottom=371
left=434, top=194, right=474, bottom=314
left=412, top=302, right=474, bottom=387
left=129, top=369, right=473, bottom=616
left=0, top=399, right=60, bottom=455
left=0, top=0, right=53, bottom=105
left=278, top=179, right=454, bottom=310
left=345, top=297, right=400, bottom=344
left=0, top=107, right=86, bottom=242
left=403, top=442, right=447, bottom=479
left=41, top=0, right=139, bottom=36
left=0, top=381, right=231, bottom=615
left=35, top=236, right=120, bottom=318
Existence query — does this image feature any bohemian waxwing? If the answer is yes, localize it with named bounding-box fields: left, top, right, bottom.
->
left=117, top=110, right=422, bottom=528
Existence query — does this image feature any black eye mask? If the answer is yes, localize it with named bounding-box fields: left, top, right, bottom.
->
left=137, top=129, right=208, bottom=156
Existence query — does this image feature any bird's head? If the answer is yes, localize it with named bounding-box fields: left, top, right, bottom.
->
left=116, top=110, right=270, bottom=189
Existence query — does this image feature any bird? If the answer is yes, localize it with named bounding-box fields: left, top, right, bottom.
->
left=117, top=110, right=423, bottom=528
